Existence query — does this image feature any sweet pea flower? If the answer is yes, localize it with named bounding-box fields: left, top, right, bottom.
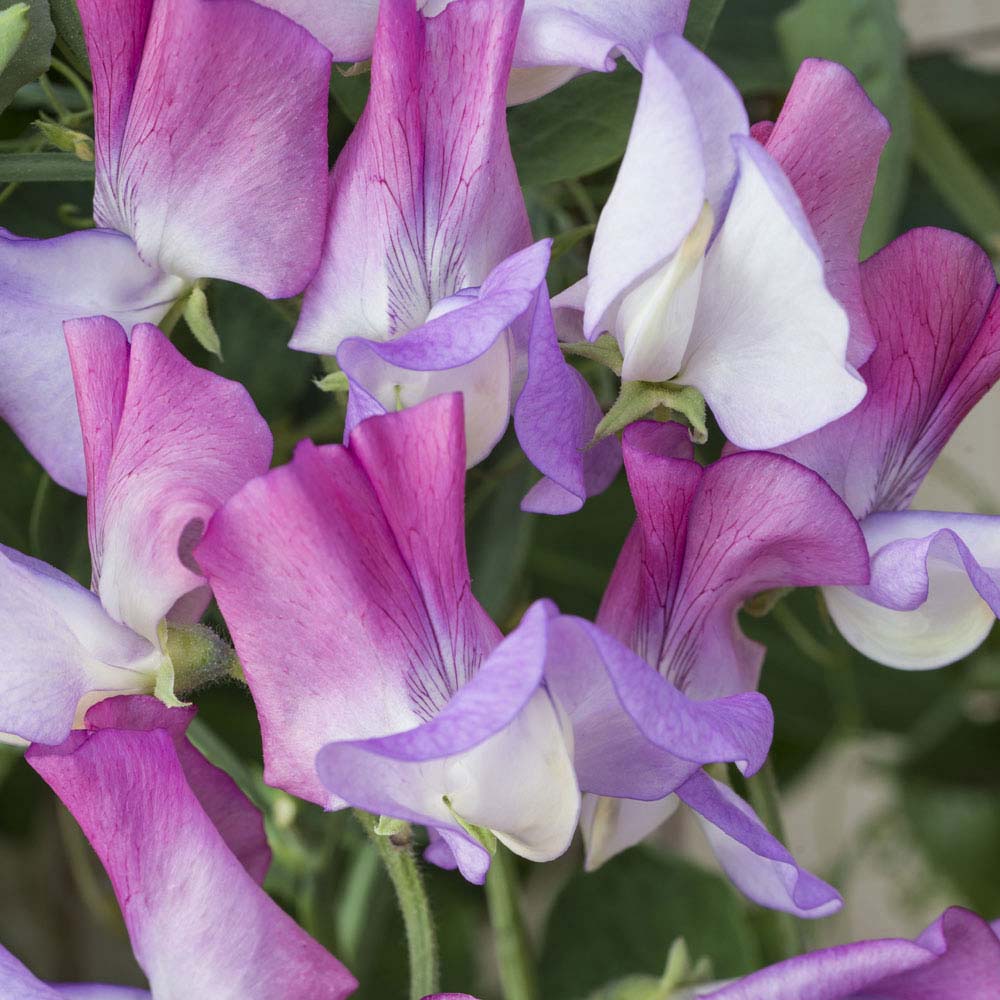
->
left=19, top=696, right=357, bottom=999
left=291, top=0, right=618, bottom=512
left=545, top=421, right=870, bottom=915
left=701, top=906, right=1000, bottom=1000
left=197, top=395, right=579, bottom=883
left=0, top=0, right=329, bottom=493
left=773, top=228, right=1000, bottom=669
left=252, top=0, right=689, bottom=104
left=0, top=318, right=271, bottom=745
left=552, top=40, right=886, bottom=456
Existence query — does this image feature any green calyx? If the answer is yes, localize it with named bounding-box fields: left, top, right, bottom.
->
left=34, top=119, right=93, bottom=161
left=154, top=622, right=243, bottom=707
left=182, top=282, right=223, bottom=359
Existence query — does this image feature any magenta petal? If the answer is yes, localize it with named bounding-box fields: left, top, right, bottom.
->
left=759, top=59, right=890, bottom=368
left=26, top=713, right=356, bottom=998
left=198, top=396, right=500, bottom=805
left=294, top=0, right=529, bottom=352
left=775, top=228, right=1000, bottom=519
left=678, top=771, right=842, bottom=919
left=83, top=696, right=270, bottom=883
left=0, top=228, right=183, bottom=493
left=545, top=616, right=773, bottom=798
left=66, top=319, right=272, bottom=643
left=78, top=0, right=331, bottom=297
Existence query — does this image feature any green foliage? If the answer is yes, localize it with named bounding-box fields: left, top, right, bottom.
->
left=0, top=149, right=92, bottom=180
left=0, top=0, right=52, bottom=113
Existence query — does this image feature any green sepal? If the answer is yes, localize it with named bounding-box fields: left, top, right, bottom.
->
left=560, top=333, right=623, bottom=376
left=159, top=621, right=242, bottom=698
left=0, top=4, right=29, bottom=76
left=152, top=656, right=189, bottom=710
left=34, top=119, right=93, bottom=161
left=314, top=370, right=350, bottom=394
left=443, top=795, right=498, bottom=854
left=183, top=283, right=223, bottom=360
left=373, top=815, right=411, bottom=839
left=594, top=380, right=708, bottom=444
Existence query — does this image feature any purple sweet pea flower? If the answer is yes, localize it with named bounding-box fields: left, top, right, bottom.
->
left=0, top=0, right=330, bottom=493
left=21, top=696, right=356, bottom=1000
left=552, top=40, right=884, bottom=454
left=545, top=421, right=870, bottom=915
left=290, top=0, right=618, bottom=514
left=700, top=906, right=1000, bottom=999
left=196, top=395, right=580, bottom=884
left=773, top=228, right=1000, bottom=669
left=251, top=0, right=690, bottom=103
left=0, top=318, right=271, bottom=745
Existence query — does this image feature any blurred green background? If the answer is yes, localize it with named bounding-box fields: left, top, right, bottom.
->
left=1, top=0, right=999, bottom=996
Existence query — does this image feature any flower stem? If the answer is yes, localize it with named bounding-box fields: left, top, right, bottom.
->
left=354, top=811, right=438, bottom=1000
left=485, top=844, right=539, bottom=1000
left=745, top=761, right=807, bottom=961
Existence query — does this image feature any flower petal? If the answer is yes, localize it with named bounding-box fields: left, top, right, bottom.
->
left=0, top=546, right=158, bottom=745
left=0, top=942, right=148, bottom=999
left=293, top=0, right=530, bottom=352
left=78, top=0, right=331, bottom=296
left=774, top=228, right=1000, bottom=518
left=197, top=395, right=500, bottom=805
left=825, top=509, right=1000, bottom=670
left=600, top=425, right=870, bottom=698
left=579, top=793, right=679, bottom=872
left=0, top=228, right=183, bottom=493
left=249, top=0, right=377, bottom=61
left=682, top=136, right=865, bottom=449
left=26, top=705, right=356, bottom=1000
left=316, top=601, right=579, bottom=876
left=66, top=319, right=272, bottom=643
left=757, top=59, right=890, bottom=368
left=678, top=771, right=842, bottom=919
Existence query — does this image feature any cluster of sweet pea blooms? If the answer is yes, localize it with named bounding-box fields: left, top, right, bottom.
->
left=1, top=0, right=999, bottom=997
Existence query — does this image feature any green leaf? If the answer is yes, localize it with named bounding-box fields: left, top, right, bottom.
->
left=0, top=0, right=53, bottom=112
left=777, top=0, right=910, bottom=255
left=49, top=0, right=88, bottom=77
left=706, top=0, right=794, bottom=95
left=0, top=4, right=30, bottom=75
left=509, top=66, right=641, bottom=188
left=551, top=222, right=595, bottom=261
left=539, top=848, right=759, bottom=1000
left=0, top=150, right=93, bottom=181
left=684, top=0, right=729, bottom=51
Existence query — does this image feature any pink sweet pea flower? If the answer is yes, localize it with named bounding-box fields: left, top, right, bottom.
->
left=552, top=40, right=888, bottom=456
left=20, top=696, right=356, bottom=1000
left=290, top=0, right=619, bottom=513
left=773, top=228, right=1000, bottom=669
left=0, top=318, right=271, bottom=745
left=0, top=0, right=330, bottom=493
left=197, top=395, right=579, bottom=883
left=252, top=0, right=690, bottom=103
left=545, top=421, right=870, bottom=916
left=701, top=906, right=1000, bottom=1000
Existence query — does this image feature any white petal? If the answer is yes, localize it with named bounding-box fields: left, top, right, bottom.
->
left=580, top=793, right=678, bottom=871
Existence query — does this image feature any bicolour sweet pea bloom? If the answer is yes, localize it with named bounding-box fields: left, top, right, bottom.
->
left=545, top=420, right=870, bottom=915
left=20, top=696, right=356, bottom=999
left=291, top=0, right=618, bottom=513
left=701, top=906, right=1000, bottom=1000
left=773, top=228, right=1000, bottom=670
left=553, top=40, right=888, bottom=452
left=0, top=0, right=329, bottom=493
left=197, top=394, right=579, bottom=883
left=0, top=317, right=271, bottom=745
left=252, top=0, right=689, bottom=104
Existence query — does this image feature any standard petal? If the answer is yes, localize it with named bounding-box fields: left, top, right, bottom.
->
left=78, top=0, right=331, bottom=297
left=600, top=425, right=870, bottom=698
left=0, top=228, right=183, bottom=493
left=66, top=320, right=272, bottom=644
left=26, top=714, right=356, bottom=1000
left=197, top=395, right=500, bottom=805
left=824, top=509, right=1000, bottom=670
left=678, top=771, right=842, bottom=919
left=294, top=0, right=530, bottom=352
left=316, top=601, right=579, bottom=875
left=0, top=546, right=158, bottom=745
left=774, top=228, right=1000, bottom=518
left=757, top=59, right=890, bottom=367
left=681, top=137, right=865, bottom=449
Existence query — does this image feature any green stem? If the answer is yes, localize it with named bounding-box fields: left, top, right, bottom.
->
left=485, top=844, right=539, bottom=1000
left=354, top=811, right=438, bottom=1000
left=745, top=761, right=806, bottom=961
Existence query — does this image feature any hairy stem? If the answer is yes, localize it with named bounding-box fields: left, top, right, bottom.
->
left=485, top=845, right=539, bottom=1000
